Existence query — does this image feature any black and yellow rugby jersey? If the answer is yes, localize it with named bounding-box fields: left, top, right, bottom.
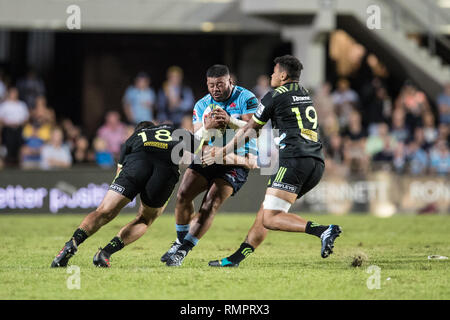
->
left=253, top=82, right=324, bottom=162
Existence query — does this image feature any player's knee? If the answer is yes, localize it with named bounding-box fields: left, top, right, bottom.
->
left=139, top=208, right=160, bottom=225
left=200, top=197, right=222, bottom=215
left=136, top=213, right=152, bottom=226
left=176, top=187, right=193, bottom=205
left=262, top=211, right=276, bottom=229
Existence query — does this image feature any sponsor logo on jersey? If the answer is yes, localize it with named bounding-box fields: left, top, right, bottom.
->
left=272, top=181, right=297, bottom=193
left=292, top=96, right=311, bottom=102
left=144, top=141, right=168, bottom=149
left=255, top=102, right=265, bottom=118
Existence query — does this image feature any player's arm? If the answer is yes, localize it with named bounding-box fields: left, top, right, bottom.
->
left=213, top=108, right=251, bottom=130
left=176, top=128, right=212, bottom=158
left=202, top=118, right=264, bottom=166
left=227, top=117, right=264, bottom=153
left=224, top=92, right=272, bottom=154
left=202, top=93, right=273, bottom=166
left=213, top=94, right=258, bottom=130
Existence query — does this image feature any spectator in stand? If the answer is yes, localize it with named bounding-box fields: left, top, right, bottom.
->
left=315, top=82, right=335, bottom=125
left=341, top=110, right=369, bottom=173
left=412, top=127, right=428, bottom=151
left=40, top=127, right=72, bottom=170
left=93, top=136, right=114, bottom=168
left=96, top=110, right=128, bottom=159
left=252, top=75, right=271, bottom=101
left=406, top=130, right=428, bottom=175
left=16, top=69, right=46, bottom=108
left=324, top=133, right=347, bottom=175
left=429, top=139, right=450, bottom=176
left=395, top=82, right=430, bottom=136
left=123, top=72, right=156, bottom=125
left=72, top=135, right=94, bottom=165
left=61, top=118, right=82, bottom=152
left=157, top=66, right=194, bottom=128
left=390, top=108, right=410, bottom=144
left=20, top=97, right=54, bottom=169
left=320, top=112, right=340, bottom=142
left=366, top=122, right=396, bottom=159
left=392, top=142, right=407, bottom=173
left=0, top=87, right=29, bottom=165
left=372, top=125, right=396, bottom=166
left=20, top=124, right=46, bottom=169
left=406, top=142, right=428, bottom=175
left=437, top=123, right=449, bottom=146
left=332, top=79, right=359, bottom=106
left=331, top=78, right=359, bottom=128
left=366, top=86, right=392, bottom=135
left=437, top=82, right=450, bottom=125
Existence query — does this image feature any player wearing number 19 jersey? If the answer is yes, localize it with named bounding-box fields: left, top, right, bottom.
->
left=51, top=121, right=200, bottom=268
left=207, top=55, right=342, bottom=267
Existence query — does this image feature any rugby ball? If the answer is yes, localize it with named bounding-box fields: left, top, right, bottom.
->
left=202, top=105, right=226, bottom=136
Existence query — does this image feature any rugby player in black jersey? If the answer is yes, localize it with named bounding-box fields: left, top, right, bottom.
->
left=203, top=55, right=342, bottom=267
left=51, top=121, right=203, bottom=268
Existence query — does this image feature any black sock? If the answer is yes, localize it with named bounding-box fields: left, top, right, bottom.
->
left=305, top=221, right=328, bottom=238
left=176, top=224, right=190, bottom=243
left=103, top=236, right=125, bottom=255
left=72, top=228, right=89, bottom=246
left=179, top=239, right=195, bottom=252
left=227, top=242, right=255, bottom=264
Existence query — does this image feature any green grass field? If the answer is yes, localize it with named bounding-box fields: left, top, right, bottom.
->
left=0, top=213, right=449, bottom=300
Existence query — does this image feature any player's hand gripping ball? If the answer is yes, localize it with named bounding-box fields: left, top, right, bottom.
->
left=202, top=105, right=227, bottom=135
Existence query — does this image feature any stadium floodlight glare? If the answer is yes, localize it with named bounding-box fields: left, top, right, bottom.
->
left=201, top=21, right=215, bottom=32
left=439, top=25, right=450, bottom=34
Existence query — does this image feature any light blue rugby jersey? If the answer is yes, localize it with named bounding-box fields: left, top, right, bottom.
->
left=193, top=85, right=259, bottom=156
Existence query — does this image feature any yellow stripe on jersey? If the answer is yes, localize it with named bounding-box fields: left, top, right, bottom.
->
left=252, top=115, right=266, bottom=125
left=280, top=167, right=287, bottom=182
left=275, top=86, right=288, bottom=94
left=275, top=167, right=286, bottom=182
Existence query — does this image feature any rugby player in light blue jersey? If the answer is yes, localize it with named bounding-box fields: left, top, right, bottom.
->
left=162, top=64, right=259, bottom=266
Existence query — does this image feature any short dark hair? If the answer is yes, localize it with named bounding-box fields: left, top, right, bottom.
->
left=135, top=121, right=155, bottom=131
left=274, top=55, right=303, bottom=80
left=206, top=64, right=230, bottom=78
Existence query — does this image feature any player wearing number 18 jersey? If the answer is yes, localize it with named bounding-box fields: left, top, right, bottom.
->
left=206, top=55, right=342, bottom=267
left=51, top=121, right=200, bottom=268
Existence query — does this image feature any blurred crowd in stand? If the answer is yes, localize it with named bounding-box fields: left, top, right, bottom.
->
left=0, top=65, right=449, bottom=176
left=316, top=78, right=450, bottom=177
